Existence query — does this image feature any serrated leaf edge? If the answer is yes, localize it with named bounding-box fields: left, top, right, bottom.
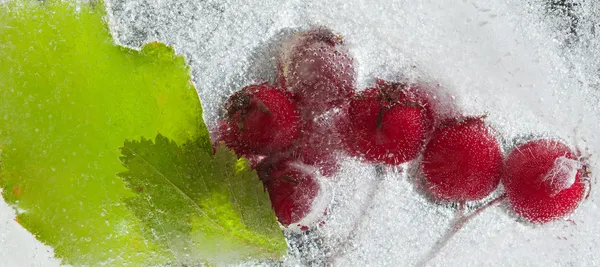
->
left=120, top=138, right=278, bottom=258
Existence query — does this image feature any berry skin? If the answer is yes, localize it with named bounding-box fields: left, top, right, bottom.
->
left=257, top=159, right=320, bottom=226
left=339, top=88, right=427, bottom=165
left=502, top=139, right=586, bottom=223
left=279, top=26, right=356, bottom=114
left=219, top=84, right=301, bottom=156
left=421, top=117, right=503, bottom=201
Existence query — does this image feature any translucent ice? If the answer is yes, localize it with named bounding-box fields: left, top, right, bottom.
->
left=2, top=0, right=600, bottom=266
left=543, top=156, right=583, bottom=196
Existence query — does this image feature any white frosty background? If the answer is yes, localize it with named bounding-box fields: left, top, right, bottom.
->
left=1, top=0, right=599, bottom=266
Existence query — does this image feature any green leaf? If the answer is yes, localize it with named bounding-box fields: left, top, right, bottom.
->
left=0, top=0, right=285, bottom=265
left=119, top=135, right=287, bottom=265
left=0, top=1, right=199, bottom=265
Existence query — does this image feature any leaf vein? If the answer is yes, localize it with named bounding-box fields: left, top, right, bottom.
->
left=121, top=144, right=270, bottom=255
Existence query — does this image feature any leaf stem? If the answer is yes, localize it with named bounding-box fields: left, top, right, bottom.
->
left=416, top=194, right=507, bottom=267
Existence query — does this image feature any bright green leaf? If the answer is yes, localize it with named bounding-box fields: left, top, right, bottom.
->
left=119, top=135, right=287, bottom=265
left=0, top=0, right=201, bottom=265
left=0, top=0, right=285, bottom=265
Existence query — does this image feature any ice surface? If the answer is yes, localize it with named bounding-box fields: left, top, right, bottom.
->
left=2, top=0, right=600, bottom=266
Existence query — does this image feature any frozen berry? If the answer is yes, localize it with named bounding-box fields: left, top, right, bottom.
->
left=292, top=118, right=342, bottom=176
left=339, top=88, right=427, bottom=165
left=502, top=139, right=587, bottom=223
left=219, top=84, right=301, bottom=156
left=375, top=79, right=436, bottom=133
left=257, top=159, right=320, bottom=226
left=279, top=26, right=356, bottom=114
left=422, top=117, right=503, bottom=201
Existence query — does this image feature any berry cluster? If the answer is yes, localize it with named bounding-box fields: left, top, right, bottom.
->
left=217, top=26, right=590, bottom=230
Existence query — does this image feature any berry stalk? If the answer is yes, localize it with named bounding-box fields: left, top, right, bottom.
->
left=327, top=165, right=387, bottom=266
left=416, top=194, right=507, bottom=267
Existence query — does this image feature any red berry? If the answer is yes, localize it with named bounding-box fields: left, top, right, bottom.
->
left=375, top=79, right=436, bottom=133
left=339, top=88, right=427, bottom=165
left=219, top=84, right=301, bottom=156
left=257, top=160, right=320, bottom=226
left=421, top=117, right=503, bottom=201
left=279, top=26, right=356, bottom=114
left=502, top=139, right=586, bottom=223
left=374, top=79, right=462, bottom=136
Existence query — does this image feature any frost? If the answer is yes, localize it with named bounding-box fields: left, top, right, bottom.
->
left=542, top=156, right=583, bottom=196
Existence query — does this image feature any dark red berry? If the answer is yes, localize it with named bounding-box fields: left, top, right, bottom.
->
left=279, top=26, right=356, bottom=114
left=292, top=118, right=341, bottom=176
left=257, top=159, right=320, bottom=226
left=219, top=84, right=301, bottom=156
left=339, top=88, right=427, bottom=165
left=421, top=117, right=503, bottom=201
